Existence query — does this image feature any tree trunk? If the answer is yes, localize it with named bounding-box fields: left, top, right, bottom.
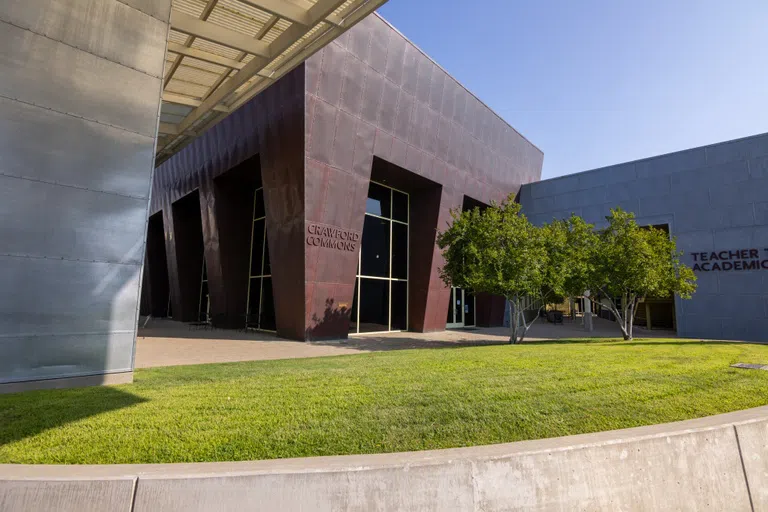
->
left=609, top=306, right=629, bottom=340
left=507, top=299, right=516, bottom=344
left=621, top=312, right=631, bottom=340
left=583, top=294, right=594, bottom=332
left=617, top=316, right=630, bottom=340
left=513, top=300, right=521, bottom=344
left=518, top=306, right=539, bottom=344
left=628, top=297, right=641, bottom=341
left=603, top=292, right=630, bottom=340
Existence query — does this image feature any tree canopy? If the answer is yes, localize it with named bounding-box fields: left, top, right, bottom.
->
left=587, top=208, right=697, bottom=339
left=437, top=200, right=696, bottom=342
left=437, top=197, right=552, bottom=343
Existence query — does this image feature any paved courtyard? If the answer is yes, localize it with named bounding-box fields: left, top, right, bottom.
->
left=135, top=316, right=675, bottom=369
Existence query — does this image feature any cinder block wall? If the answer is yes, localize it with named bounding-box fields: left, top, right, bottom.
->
left=520, top=133, right=768, bottom=341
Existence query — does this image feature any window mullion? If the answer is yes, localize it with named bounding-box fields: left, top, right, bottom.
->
left=258, top=208, right=267, bottom=330
left=245, top=188, right=258, bottom=323
left=388, top=189, right=393, bottom=331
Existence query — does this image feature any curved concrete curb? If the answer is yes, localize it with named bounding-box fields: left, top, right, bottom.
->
left=3, top=406, right=768, bottom=511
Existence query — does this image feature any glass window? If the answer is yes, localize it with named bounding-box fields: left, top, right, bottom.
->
left=358, top=278, right=389, bottom=332
left=392, top=190, right=408, bottom=223
left=254, top=188, right=266, bottom=219
left=263, top=234, right=271, bottom=276
left=361, top=216, right=390, bottom=277
left=366, top=182, right=391, bottom=218
left=199, top=281, right=209, bottom=321
left=260, top=277, right=276, bottom=331
left=250, top=219, right=264, bottom=276
left=391, top=281, right=407, bottom=331
left=351, top=181, right=409, bottom=334
left=245, top=185, right=275, bottom=332
left=248, top=277, right=261, bottom=317
left=465, top=290, right=475, bottom=326
left=349, top=280, right=358, bottom=333
left=391, top=222, right=408, bottom=280
left=454, top=288, right=463, bottom=324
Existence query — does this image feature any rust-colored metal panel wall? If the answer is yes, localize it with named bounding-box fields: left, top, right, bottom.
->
left=475, top=293, right=506, bottom=328
left=150, top=67, right=306, bottom=338
left=407, top=185, right=443, bottom=332
left=199, top=180, right=226, bottom=324
left=260, top=73, right=307, bottom=340
left=148, top=15, right=542, bottom=341
left=303, top=15, right=543, bottom=338
left=209, top=159, right=262, bottom=328
left=407, top=186, right=464, bottom=332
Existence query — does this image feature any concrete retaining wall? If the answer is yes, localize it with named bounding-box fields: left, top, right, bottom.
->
left=3, top=406, right=768, bottom=511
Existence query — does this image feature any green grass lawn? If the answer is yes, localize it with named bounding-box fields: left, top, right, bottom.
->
left=2, top=338, right=768, bottom=464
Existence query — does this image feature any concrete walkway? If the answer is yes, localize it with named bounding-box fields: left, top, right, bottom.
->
left=135, top=317, right=675, bottom=369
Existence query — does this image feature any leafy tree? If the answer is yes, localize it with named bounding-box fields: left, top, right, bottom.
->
left=437, top=197, right=552, bottom=344
left=438, top=201, right=695, bottom=343
left=588, top=208, right=697, bottom=340
left=542, top=215, right=598, bottom=315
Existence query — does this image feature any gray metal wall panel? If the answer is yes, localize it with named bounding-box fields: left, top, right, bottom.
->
left=521, top=132, right=768, bottom=342
left=0, top=97, right=155, bottom=198
left=0, top=333, right=135, bottom=384
left=0, top=20, right=161, bottom=136
left=117, top=0, right=172, bottom=22
left=1, top=0, right=167, bottom=77
left=0, top=256, right=141, bottom=337
left=0, top=175, right=148, bottom=264
left=0, top=0, right=170, bottom=384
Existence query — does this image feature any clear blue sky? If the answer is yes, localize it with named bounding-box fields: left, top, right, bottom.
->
left=376, top=0, right=768, bottom=180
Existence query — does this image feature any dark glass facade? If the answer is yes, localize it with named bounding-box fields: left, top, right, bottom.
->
left=351, top=182, right=409, bottom=333
left=247, top=186, right=276, bottom=331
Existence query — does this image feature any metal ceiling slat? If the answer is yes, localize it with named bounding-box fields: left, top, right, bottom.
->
left=164, top=0, right=220, bottom=88
left=158, top=0, right=390, bottom=163
left=170, top=10, right=271, bottom=57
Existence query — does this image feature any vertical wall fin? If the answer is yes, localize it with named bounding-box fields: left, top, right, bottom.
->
left=0, top=0, right=172, bottom=387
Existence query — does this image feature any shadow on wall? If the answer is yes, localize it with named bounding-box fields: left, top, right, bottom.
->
left=0, top=386, right=146, bottom=447
left=306, top=298, right=351, bottom=341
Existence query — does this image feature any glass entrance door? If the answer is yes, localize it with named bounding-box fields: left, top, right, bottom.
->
left=446, top=288, right=476, bottom=328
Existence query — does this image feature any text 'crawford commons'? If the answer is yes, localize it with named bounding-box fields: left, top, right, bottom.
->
left=306, top=223, right=360, bottom=252
left=691, top=248, right=768, bottom=272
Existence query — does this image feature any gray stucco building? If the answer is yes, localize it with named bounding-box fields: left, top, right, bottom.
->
left=520, top=132, right=768, bottom=342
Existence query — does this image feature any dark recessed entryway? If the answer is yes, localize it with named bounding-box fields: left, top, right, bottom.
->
left=170, top=190, right=205, bottom=322
left=141, top=212, right=170, bottom=318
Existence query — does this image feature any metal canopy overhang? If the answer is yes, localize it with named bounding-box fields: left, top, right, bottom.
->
left=156, top=0, right=388, bottom=165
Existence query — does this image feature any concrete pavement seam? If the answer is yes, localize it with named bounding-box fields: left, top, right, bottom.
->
left=734, top=424, right=755, bottom=512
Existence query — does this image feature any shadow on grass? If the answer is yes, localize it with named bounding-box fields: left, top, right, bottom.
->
left=311, top=335, right=509, bottom=352
left=520, top=339, right=754, bottom=347
left=0, top=386, right=146, bottom=447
